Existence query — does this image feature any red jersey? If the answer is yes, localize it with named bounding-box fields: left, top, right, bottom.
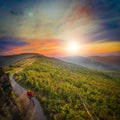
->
left=26, top=90, right=34, bottom=99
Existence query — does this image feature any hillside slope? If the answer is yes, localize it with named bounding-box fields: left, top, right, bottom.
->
left=0, top=53, right=41, bottom=66
left=11, top=56, right=120, bottom=120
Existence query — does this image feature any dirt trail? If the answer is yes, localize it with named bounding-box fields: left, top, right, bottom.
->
left=10, top=74, right=47, bottom=120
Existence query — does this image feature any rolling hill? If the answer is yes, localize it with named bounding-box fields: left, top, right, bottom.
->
left=60, top=56, right=120, bottom=71
left=0, top=53, right=41, bottom=67
left=1, top=54, right=119, bottom=120
left=90, top=56, right=120, bottom=70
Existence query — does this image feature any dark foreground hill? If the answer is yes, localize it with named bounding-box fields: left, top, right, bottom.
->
left=0, top=67, right=21, bottom=120
left=4, top=54, right=119, bottom=120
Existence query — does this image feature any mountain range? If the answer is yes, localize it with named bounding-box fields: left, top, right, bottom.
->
left=60, top=55, right=120, bottom=71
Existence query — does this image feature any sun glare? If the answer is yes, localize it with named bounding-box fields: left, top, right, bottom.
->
left=67, top=41, right=79, bottom=53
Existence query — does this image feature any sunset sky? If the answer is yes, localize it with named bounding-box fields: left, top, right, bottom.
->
left=0, top=0, right=120, bottom=57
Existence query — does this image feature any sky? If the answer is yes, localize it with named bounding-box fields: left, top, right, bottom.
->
left=0, top=0, right=120, bottom=57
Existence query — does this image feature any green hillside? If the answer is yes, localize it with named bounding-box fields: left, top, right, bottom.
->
left=0, top=53, right=40, bottom=66
left=13, top=56, right=120, bottom=120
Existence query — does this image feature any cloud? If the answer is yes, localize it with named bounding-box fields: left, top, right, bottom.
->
left=0, top=0, right=120, bottom=56
left=85, top=29, right=120, bottom=43
left=86, top=0, right=120, bottom=42
left=10, top=9, right=24, bottom=16
left=0, top=37, right=29, bottom=52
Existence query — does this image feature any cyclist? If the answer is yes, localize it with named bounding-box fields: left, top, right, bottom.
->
left=26, top=90, right=35, bottom=105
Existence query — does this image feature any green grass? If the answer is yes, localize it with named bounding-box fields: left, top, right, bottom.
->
left=13, top=56, right=120, bottom=120
left=102, top=70, right=120, bottom=84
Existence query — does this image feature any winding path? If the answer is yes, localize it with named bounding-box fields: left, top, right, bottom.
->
left=10, top=74, right=47, bottom=120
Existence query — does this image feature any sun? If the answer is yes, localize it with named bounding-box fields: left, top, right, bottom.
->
left=67, top=41, right=79, bottom=53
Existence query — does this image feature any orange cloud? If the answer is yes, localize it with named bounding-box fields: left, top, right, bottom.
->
left=79, top=41, right=120, bottom=56
left=4, top=39, right=65, bottom=57
left=1, top=39, right=120, bottom=57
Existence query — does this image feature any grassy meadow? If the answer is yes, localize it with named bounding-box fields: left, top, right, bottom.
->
left=11, top=56, right=120, bottom=120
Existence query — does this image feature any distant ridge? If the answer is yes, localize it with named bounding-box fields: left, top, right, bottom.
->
left=60, top=55, right=120, bottom=71
left=90, top=55, right=120, bottom=65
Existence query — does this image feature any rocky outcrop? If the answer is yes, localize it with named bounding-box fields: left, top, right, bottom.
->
left=0, top=66, right=21, bottom=120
